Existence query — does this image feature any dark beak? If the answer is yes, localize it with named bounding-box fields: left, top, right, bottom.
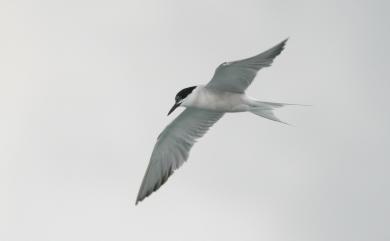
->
left=167, top=102, right=180, bottom=116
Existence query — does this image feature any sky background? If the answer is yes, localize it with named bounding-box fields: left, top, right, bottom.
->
left=1, top=0, right=390, bottom=241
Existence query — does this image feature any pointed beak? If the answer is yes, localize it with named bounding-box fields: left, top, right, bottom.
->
left=167, top=102, right=180, bottom=116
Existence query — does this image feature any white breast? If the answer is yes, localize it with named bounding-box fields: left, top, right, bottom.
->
left=181, top=85, right=251, bottom=112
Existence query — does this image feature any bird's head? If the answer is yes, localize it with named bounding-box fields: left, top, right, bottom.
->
left=168, top=86, right=197, bottom=115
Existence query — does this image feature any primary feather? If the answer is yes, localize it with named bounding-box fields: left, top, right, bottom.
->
left=207, top=39, right=287, bottom=93
left=136, top=109, right=223, bottom=204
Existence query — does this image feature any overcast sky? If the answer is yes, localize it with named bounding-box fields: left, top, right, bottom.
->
left=2, top=0, right=390, bottom=241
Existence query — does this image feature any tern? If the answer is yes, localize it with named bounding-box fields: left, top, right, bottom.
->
left=136, top=39, right=293, bottom=204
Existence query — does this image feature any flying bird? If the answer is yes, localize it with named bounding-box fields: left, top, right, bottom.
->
left=136, top=39, right=292, bottom=204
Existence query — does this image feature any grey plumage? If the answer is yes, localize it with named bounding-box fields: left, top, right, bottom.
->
left=207, top=39, right=287, bottom=93
left=136, top=39, right=288, bottom=204
left=136, top=109, right=223, bottom=204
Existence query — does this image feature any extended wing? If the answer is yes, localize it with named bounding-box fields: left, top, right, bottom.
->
left=206, top=39, right=288, bottom=93
left=136, top=108, right=223, bottom=204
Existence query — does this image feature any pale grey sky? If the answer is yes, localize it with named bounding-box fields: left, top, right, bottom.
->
left=1, top=0, right=390, bottom=241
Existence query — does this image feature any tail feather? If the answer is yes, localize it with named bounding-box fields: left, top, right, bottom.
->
left=249, top=101, right=292, bottom=125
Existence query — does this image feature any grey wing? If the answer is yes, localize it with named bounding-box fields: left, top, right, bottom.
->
left=206, top=39, right=288, bottom=93
left=136, top=108, right=224, bottom=204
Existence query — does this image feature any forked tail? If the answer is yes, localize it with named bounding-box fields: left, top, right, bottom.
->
left=249, top=101, right=300, bottom=125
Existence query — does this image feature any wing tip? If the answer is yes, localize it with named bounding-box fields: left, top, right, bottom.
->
left=135, top=190, right=149, bottom=205
left=274, top=37, right=289, bottom=52
left=261, top=37, right=289, bottom=62
left=135, top=165, right=177, bottom=205
left=135, top=186, right=154, bottom=205
left=279, top=37, right=289, bottom=46
left=135, top=194, right=142, bottom=205
left=135, top=196, right=144, bottom=205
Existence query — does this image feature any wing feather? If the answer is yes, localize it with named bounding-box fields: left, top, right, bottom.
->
left=206, top=39, right=288, bottom=93
left=136, top=108, right=223, bottom=204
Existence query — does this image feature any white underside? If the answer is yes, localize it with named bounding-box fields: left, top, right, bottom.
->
left=181, top=85, right=257, bottom=112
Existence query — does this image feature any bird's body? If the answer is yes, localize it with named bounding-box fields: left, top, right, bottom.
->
left=181, top=85, right=255, bottom=112
left=136, top=38, right=294, bottom=204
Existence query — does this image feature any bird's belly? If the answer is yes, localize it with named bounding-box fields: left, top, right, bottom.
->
left=190, top=91, right=250, bottom=112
